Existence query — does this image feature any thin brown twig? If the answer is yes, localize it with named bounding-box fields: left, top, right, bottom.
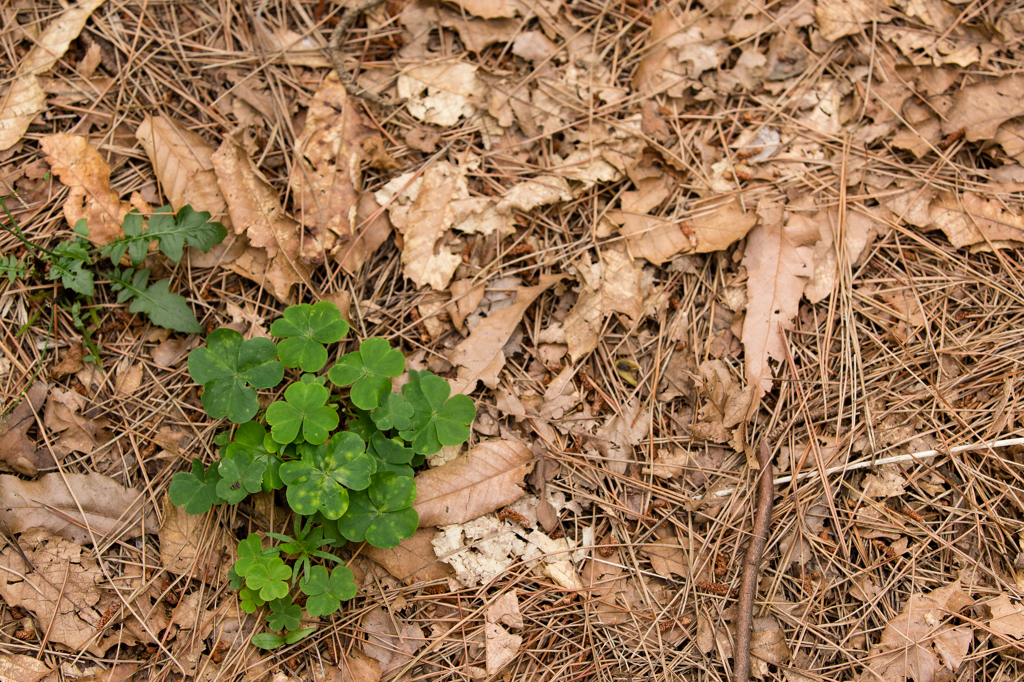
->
left=327, top=0, right=400, bottom=109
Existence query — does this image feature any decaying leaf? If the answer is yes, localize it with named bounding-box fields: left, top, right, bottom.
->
left=361, top=606, right=425, bottom=675
left=861, top=580, right=974, bottom=682
left=226, top=240, right=309, bottom=304
left=742, top=200, right=817, bottom=395
left=41, top=133, right=130, bottom=244
left=985, top=595, right=1024, bottom=640
left=398, top=61, right=485, bottom=127
left=816, top=0, right=894, bottom=42
left=448, top=275, right=563, bottom=393
left=158, top=493, right=234, bottom=581
left=415, top=440, right=534, bottom=527
left=564, top=246, right=644, bottom=361
left=644, top=537, right=689, bottom=579
left=487, top=590, right=523, bottom=629
left=0, top=0, right=107, bottom=151
left=0, top=655, right=51, bottom=682
left=0, top=472, right=158, bottom=545
left=0, top=382, right=51, bottom=476
left=942, top=74, right=1024, bottom=142
left=0, top=528, right=119, bottom=654
left=362, top=527, right=454, bottom=584
left=750, top=616, right=792, bottom=679
left=44, top=386, right=110, bottom=455
left=485, top=622, right=522, bottom=675
left=633, top=10, right=723, bottom=96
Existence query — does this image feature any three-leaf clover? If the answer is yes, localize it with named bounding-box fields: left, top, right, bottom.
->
left=169, top=459, right=224, bottom=514
left=221, top=421, right=283, bottom=493
left=271, top=301, right=349, bottom=372
left=188, top=329, right=284, bottom=423
left=299, top=565, right=357, bottom=617
left=368, top=432, right=415, bottom=478
left=233, top=534, right=277, bottom=577
left=245, top=556, right=292, bottom=601
left=278, top=432, right=376, bottom=518
left=238, top=587, right=266, bottom=613
left=337, top=472, right=419, bottom=548
left=266, top=598, right=303, bottom=631
left=400, top=371, right=476, bottom=455
left=371, top=392, right=414, bottom=431
left=266, top=380, right=338, bottom=445
left=328, top=338, right=405, bottom=410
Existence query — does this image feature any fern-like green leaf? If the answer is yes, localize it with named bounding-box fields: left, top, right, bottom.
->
left=108, top=267, right=202, bottom=333
left=0, top=255, right=31, bottom=284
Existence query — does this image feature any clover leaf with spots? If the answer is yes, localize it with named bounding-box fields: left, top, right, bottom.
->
left=271, top=301, right=349, bottom=372
left=400, top=370, right=476, bottom=456
left=336, top=472, right=418, bottom=548
left=188, top=328, right=284, bottom=423
left=279, top=432, right=376, bottom=519
left=328, top=338, right=405, bottom=410
left=266, top=380, right=339, bottom=445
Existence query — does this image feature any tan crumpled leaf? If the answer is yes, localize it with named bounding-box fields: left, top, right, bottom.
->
left=0, top=472, right=158, bottom=545
left=226, top=241, right=308, bottom=304
left=750, top=616, right=792, bottom=679
left=213, top=138, right=324, bottom=267
left=942, top=73, right=1024, bottom=142
left=928, top=191, right=1024, bottom=248
left=0, top=382, right=51, bottom=476
left=487, top=590, right=523, bottom=628
left=260, top=27, right=331, bottom=67
left=398, top=61, right=484, bottom=127
left=316, top=650, right=381, bottom=682
left=158, top=493, right=234, bottom=581
left=415, top=440, right=534, bottom=527
left=44, top=386, right=109, bottom=455
left=451, top=0, right=518, bottom=19
left=816, top=0, right=894, bottom=42
left=594, top=399, right=650, bottom=475
left=633, top=10, right=722, bottom=96
left=362, top=528, right=454, bottom=584
left=448, top=275, right=563, bottom=394
left=135, top=115, right=231, bottom=228
left=0, top=528, right=119, bottom=654
left=985, top=595, right=1024, bottom=640
left=644, top=537, right=689, bottom=579
left=0, top=654, right=51, bottom=682
left=0, top=0, right=107, bottom=151
left=742, top=200, right=817, bottom=395
left=486, top=623, right=522, bottom=675
left=862, top=581, right=974, bottom=682
left=362, top=607, right=425, bottom=675
left=564, top=246, right=643, bottom=361
left=41, top=133, right=130, bottom=244
left=289, top=73, right=377, bottom=258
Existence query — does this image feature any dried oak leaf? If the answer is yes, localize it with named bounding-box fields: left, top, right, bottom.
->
left=0, top=654, right=51, bottom=682
left=44, top=386, right=110, bottom=455
left=448, top=274, right=563, bottom=394
left=41, top=132, right=130, bottom=244
left=361, top=527, right=453, bottom=585
left=51, top=343, right=84, bottom=378
left=985, top=595, right=1024, bottom=640
left=0, top=528, right=120, bottom=654
left=226, top=239, right=309, bottom=304
left=861, top=580, right=974, bottom=682
left=742, top=200, right=817, bottom=395
left=0, top=0, right=107, bottom=151
left=361, top=607, right=425, bottom=675
left=750, top=616, right=792, bottom=679
left=0, top=382, right=51, bottom=476
left=486, top=623, right=522, bottom=675
left=0, top=472, right=157, bottom=545
left=816, top=0, right=894, bottom=42
left=644, top=537, right=689, bottom=579
left=414, top=440, right=534, bottom=527
left=942, top=74, right=1024, bottom=142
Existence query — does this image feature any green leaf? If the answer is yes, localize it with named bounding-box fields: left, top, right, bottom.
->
left=239, top=587, right=266, bottom=613
left=346, top=409, right=378, bottom=442
left=337, top=472, right=418, bottom=549
left=400, top=371, right=476, bottom=455
left=188, top=329, right=284, bottom=423
left=271, top=302, right=349, bottom=372
left=267, top=598, right=302, bottom=631
left=251, top=633, right=285, bottom=650
left=50, top=241, right=94, bottom=296
left=216, top=449, right=265, bottom=504
left=0, top=255, right=31, bottom=283
left=328, top=338, right=405, bottom=410
left=285, top=628, right=316, bottom=645
left=371, top=392, right=414, bottom=431
left=145, top=205, right=228, bottom=262
left=102, top=211, right=148, bottom=266
left=169, top=459, right=224, bottom=514
left=227, top=567, right=244, bottom=590
left=107, top=267, right=201, bottom=333
left=233, top=534, right=278, bottom=577
left=224, top=421, right=283, bottom=491
left=266, top=381, right=339, bottom=445
left=279, top=432, right=376, bottom=519
left=369, top=432, right=414, bottom=465
left=299, top=565, right=357, bottom=617
left=245, top=556, right=292, bottom=601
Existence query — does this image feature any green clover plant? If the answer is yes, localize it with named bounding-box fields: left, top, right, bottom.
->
left=168, top=305, right=476, bottom=649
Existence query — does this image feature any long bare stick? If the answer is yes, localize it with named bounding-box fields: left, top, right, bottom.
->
left=734, top=438, right=775, bottom=682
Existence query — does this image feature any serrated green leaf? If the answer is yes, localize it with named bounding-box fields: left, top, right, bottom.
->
left=371, top=392, right=414, bottom=431
left=328, top=338, right=405, bottom=410
left=266, top=381, right=338, bottom=445
left=400, top=371, right=476, bottom=455
left=102, top=211, right=147, bottom=266
left=145, top=205, right=228, bottom=262
left=107, top=267, right=201, bottom=333
left=267, top=598, right=303, bottom=631
left=0, top=255, right=31, bottom=283
left=336, top=472, right=418, bottom=548
left=279, top=432, right=375, bottom=518
left=188, top=329, right=284, bottom=423
left=169, top=459, right=224, bottom=514
left=271, top=301, right=348, bottom=372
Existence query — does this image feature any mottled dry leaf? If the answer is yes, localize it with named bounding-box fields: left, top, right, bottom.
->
left=289, top=73, right=377, bottom=255
left=0, top=655, right=50, bottom=682
left=486, top=623, right=522, bottom=675
left=862, top=581, right=974, bottom=682
left=362, top=528, right=453, bottom=584
left=633, top=11, right=722, bottom=96
left=644, top=537, right=689, bottom=579
left=44, top=387, right=109, bottom=455
left=816, top=0, right=894, bottom=42
left=361, top=607, right=425, bottom=675
left=415, top=440, right=534, bottom=527
left=487, top=591, right=523, bottom=628
left=158, top=493, right=234, bottom=581
left=0, top=528, right=118, bottom=654
left=398, top=62, right=484, bottom=127
left=135, top=115, right=231, bottom=228
left=448, top=275, right=563, bottom=393
left=986, top=595, right=1024, bottom=640
left=51, top=343, right=84, bottom=378
left=750, top=617, right=792, bottom=679
left=212, top=138, right=324, bottom=265
left=260, top=27, right=331, bottom=67
left=41, top=133, right=130, bottom=244
left=227, top=243, right=308, bottom=304
left=0, top=472, right=157, bottom=545
left=742, top=200, right=817, bottom=395
left=0, top=0, right=107, bottom=151
left=447, top=279, right=485, bottom=330
left=594, top=400, right=650, bottom=475
left=928, top=191, right=1024, bottom=247
left=0, top=382, right=50, bottom=476
left=564, top=246, right=643, bottom=361
left=689, top=196, right=760, bottom=253
left=943, top=74, right=1024, bottom=142
left=452, top=0, right=517, bottom=19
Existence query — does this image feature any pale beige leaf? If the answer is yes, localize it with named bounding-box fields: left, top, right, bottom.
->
left=41, top=133, right=129, bottom=244
left=439, top=10, right=519, bottom=53
left=0, top=382, right=51, bottom=477
left=644, top=537, right=689, bottom=579
left=448, top=275, right=563, bottom=393
left=564, top=246, right=643, bottom=361
left=750, top=617, right=792, bottom=679
left=135, top=115, right=231, bottom=228
left=486, top=591, right=523, bottom=629
left=362, top=528, right=453, bottom=584
left=485, top=623, right=522, bottom=675
left=943, top=74, right=1024, bottom=142
left=212, top=138, right=324, bottom=264
left=0, top=472, right=157, bottom=545
left=398, top=62, right=484, bottom=127
left=289, top=73, right=376, bottom=252
left=451, top=0, right=518, bottom=19
left=986, top=595, right=1024, bottom=640
left=0, top=76, right=46, bottom=152
left=361, top=607, right=424, bottom=675
left=316, top=650, right=381, bottom=682
left=688, top=196, right=759, bottom=253
left=928, top=191, right=1024, bottom=247
left=227, top=244, right=309, bottom=304
left=742, top=200, right=817, bottom=394
left=414, top=440, right=534, bottom=527
left=260, top=27, right=331, bottom=67
left=0, top=655, right=50, bottom=682
left=114, top=362, right=143, bottom=396
left=815, top=0, right=894, bottom=42
left=158, top=493, right=234, bottom=581
left=447, top=279, right=485, bottom=330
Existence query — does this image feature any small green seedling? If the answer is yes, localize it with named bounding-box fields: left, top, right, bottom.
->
left=170, top=301, right=476, bottom=649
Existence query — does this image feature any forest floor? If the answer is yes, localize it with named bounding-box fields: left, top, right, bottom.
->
left=3, top=0, right=1024, bottom=681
